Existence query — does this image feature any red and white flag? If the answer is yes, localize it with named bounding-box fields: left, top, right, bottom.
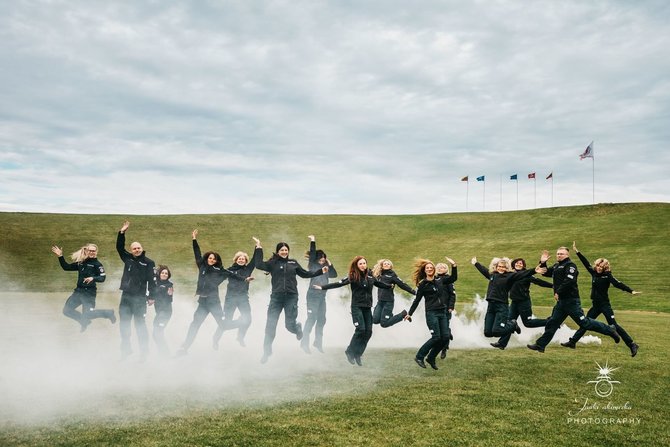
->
left=528, top=172, right=536, bottom=179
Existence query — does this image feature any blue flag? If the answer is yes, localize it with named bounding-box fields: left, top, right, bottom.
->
left=510, top=174, right=518, bottom=180
left=476, top=175, right=485, bottom=181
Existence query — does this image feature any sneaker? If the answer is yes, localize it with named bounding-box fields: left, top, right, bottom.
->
left=560, top=341, right=576, bottom=349
left=414, top=357, right=427, bottom=369
left=426, top=358, right=439, bottom=370
left=354, top=356, right=362, bottom=367
left=513, top=321, right=521, bottom=334
left=490, top=342, right=505, bottom=350
left=609, top=325, right=621, bottom=343
left=527, top=344, right=545, bottom=353
left=440, top=348, right=447, bottom=359
left=109, top=311, right=117, bottom=324
left=345, top=350, right=355, bottom=365
left=630, top=342, right=639, bottom=357
left=296, top=322, right=303, bottom=341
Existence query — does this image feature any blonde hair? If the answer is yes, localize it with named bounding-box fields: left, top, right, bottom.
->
left=412, top=258, right=434, bottom=286
left=489, top=257, right=511, bottom=273
left=372, top=259, right=393, bottom=278
left=594, top=258, right=611, bottom=272
left=232, top=251, right=249, bottom=265
left=435, top=262, right=449, bottom=274
left=71, top=244, right=98, bottom=264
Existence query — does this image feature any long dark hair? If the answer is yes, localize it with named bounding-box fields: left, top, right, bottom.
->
left=200, top=251, right=222, bottom=268
left=270, top=242, right=291, bottom=262
left=348, top=256, right=368, bottom=283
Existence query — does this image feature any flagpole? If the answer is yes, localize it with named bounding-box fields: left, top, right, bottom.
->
left=516, top=179, right=518, bottom=210
left=499, top=175, right=502, bottom=211
left=551, top=175, right=554, bottom=207
left=466, top=180, right=469, bottom=211
left=592, top=153, right=595, bottom=204
left=483, top=179, right=486, bottom=211
left=534, top=177, right=537, bottom=208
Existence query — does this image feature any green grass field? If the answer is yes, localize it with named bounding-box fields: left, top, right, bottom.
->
left=1, top=203, right=669, bottom=446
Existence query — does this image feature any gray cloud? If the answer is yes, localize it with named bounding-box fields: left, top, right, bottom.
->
left=1, top=1, right=668, bottom=214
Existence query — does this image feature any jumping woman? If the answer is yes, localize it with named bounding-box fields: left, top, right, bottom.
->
left=177, top=230, right=233, bottom=356
left=212, top=244, right=259, bottom=349
left=371, top=259, right=415, bottom=328
left=405, top=257, right=458, bottom=370
left=301, top=235, right=338, bottom=354
left=52, top=243, right=115, bottom=332
left=436, top=262, right=457, bottom=359
left=254, top=237, right=328, bottom=364
left=149, top=265, right=174, bottom=357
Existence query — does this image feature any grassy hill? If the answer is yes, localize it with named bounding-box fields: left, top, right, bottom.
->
left=1, top=202, right=668, bottom=312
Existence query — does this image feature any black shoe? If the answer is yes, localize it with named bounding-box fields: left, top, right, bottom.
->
left=490, top=342, right=505, bottom=350
left=449, top=333, right=454, bottom=341
left=400, top=309, right=408, bottom=318
left=301, top=340, right=311, bottom=354
left=109, top=311, right=117, bottom=324
left=296, top=323, right=304, bottom=341
left=513, top=321, right=521, bottom=334
left=426, top=358, right=438, bottom=370
left=79, top=320, right=90, bottom=333
left=354, top=356, right=362, bottom=366
left=609, top=325, right=621, bottom=343
left=260, top=354, right=269, bottom=364
left=345, top=350, right=355, bottom=365
left=414, top=357, right=427, bottom=369
left=560, top=341, right=576, bottom=349
left=440, top=348, right=447, bottom=359
left=527, top=344, right=545, bottom=353
left=630, top=342, right=639, bottom=357
left=237, top=337, right=246, bottom=347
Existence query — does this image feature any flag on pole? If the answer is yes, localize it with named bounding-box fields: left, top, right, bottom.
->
left=510, top=174, right=518, bottom=180
left=546, top=172, right=553, bottom=180
left=528, top=172, right=536, bottom=179
left=580, top=141, right=594, bottom=160
left=461, top=176, right=469, bottom=181
left=476, top=175, right=485, bottom=181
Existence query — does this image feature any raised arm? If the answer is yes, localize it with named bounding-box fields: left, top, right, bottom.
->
left=116, top=222, right=131, bottom=261
left=192, top=230, right=203, bottom=267
left=472, top=258, right=491, bottom=280
left=52, top=245, right=77, bottom=271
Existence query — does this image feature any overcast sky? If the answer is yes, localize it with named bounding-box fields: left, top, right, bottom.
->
left=1, top=1, right=668, bottom=215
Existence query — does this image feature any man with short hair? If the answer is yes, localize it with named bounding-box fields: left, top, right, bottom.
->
left=527, top=246, right=619, bottom=353
left=116, top=220, right=156, bottom=361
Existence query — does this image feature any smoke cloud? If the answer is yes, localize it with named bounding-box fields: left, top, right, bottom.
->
left=0, top=286, right=599, bottom=425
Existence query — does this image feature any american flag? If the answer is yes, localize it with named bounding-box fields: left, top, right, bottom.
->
left=580, top=141, right=594, bottom=160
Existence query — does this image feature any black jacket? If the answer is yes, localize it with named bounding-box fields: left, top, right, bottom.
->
left=577, top=251, right=634, bottom=305
left=116, top=232, right=155, bottom=297
left=437, top=273, right=457, bottom=309
left=193, top=239, right=235, bottom=299
left=474, top=262, right=536, bottom=304
left=254, top=247, right=324, bottom=295
left=322, top=272, right=391, bottom=308
left=153, top=279, right=174, bottom=305
left=509, top=271, right=553, bottom=302
left=225, top=248, right=261, bottom=299
left=375, top=269, right=415, bottom=302
left=541, top=257, right=580, bottom=301
left=58, top=256, right=106, bottom=293
left=408, top=270, right=458, bottom=315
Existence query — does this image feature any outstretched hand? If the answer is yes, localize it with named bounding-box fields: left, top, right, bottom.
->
left=445, top=256, right=457, bottom=266
left=252, top=237, right=261, bottom=248
left=308, top=235, right=315, bottom=242
left=572, top=241, right=578, bottom=252
left=540, top=250, right=550, bottom=263
left=470, top=257, right=477, bottom=265
left=51, top=245, right=63, bottom=257
left=120, top=220, right=130, bottom=233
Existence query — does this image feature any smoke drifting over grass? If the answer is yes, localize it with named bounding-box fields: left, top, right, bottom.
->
left=0, top=288, right=599, bottom=425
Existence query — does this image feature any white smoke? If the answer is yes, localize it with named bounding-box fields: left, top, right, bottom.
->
left=0, top=286, right=601, bottom=425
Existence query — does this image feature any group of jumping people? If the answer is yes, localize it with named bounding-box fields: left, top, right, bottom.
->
left=52, top=221, right=642, bottom=367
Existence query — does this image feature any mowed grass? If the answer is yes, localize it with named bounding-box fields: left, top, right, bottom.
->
left=1, top=202, right=669, bottom=312
left=1, top=203, right=669, bottom=446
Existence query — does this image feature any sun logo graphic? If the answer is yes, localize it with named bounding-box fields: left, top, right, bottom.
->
left=587, top=360, right=620, bottom=398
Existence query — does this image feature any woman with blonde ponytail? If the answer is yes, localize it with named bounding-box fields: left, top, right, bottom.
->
left=51, top=243, right=116, bottom=332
